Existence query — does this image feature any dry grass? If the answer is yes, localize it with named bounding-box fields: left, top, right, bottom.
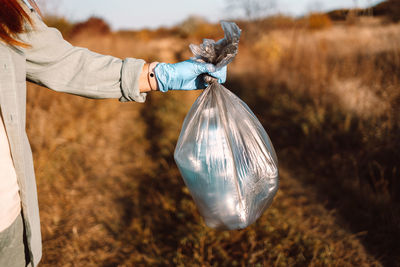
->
left=26, top=20, right=399, bottom=266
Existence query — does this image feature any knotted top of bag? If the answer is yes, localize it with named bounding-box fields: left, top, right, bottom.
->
left=189, top=21, right=242, bottom=69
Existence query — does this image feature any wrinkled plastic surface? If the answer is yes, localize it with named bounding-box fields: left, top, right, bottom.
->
left=189, top=21, right=241, bottom=69
left=174, top=22, right=279, bottom=230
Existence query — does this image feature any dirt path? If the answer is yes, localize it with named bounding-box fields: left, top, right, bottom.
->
left=23, top=32, right=388, bottom=266
left=26, top=88, right=380, bottom=266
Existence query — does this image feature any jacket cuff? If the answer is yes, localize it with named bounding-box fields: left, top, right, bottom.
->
left=120, top=58, right=147, bottom=103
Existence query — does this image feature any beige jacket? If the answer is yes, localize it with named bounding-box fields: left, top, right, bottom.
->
left=0, top=4, right=146, bottom=266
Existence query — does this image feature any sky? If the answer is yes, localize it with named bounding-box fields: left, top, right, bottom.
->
left=41, top=0, right=383, bottom=30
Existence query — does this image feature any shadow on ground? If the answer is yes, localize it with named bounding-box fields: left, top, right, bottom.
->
left=226, top=74, right=400, bottom=266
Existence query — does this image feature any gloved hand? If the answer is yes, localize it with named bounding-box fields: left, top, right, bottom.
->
left=154, top=60, right=227, bottom=92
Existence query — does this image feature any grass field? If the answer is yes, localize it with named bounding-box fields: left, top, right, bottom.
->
left=27, top=18, right=399, bottom=266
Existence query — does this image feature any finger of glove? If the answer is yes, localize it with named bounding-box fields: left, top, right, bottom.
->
left=169, top=60, right=213, bottom=90
left=208, top=66, right=227, bottom=83
left=190, top=60, right=216, bottom=74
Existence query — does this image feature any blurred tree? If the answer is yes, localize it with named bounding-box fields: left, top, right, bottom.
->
left=70, top=17, right=111, bottom=36
left=177, top=16, right=221, bottom=40
left=307, top=13, right=332, bottom=30
left=178, top=16, right=207, bottom=37
left=225, top=0, right=276, bottom=21
left=373, top=0, right=400, bottom=22
left=43, top=15, right=74, bottom=38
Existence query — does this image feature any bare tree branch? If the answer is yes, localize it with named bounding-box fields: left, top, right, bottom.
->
left=225, top=0, right=276, bottom=20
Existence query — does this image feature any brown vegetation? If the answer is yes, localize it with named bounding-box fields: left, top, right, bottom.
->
left=70, top=17, right=111, bottom=37
left=327, top=0, right=400, bottom=23
left=27, top=14, right=399, bottom=266
left=43, top=15, right=74, bottom=38
left=373, top=0, right=400, bottom=22
left=306, top=13, right=332, bottom=30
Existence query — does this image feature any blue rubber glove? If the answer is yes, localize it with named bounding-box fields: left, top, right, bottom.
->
left=154, top=60, right=227, bottom=92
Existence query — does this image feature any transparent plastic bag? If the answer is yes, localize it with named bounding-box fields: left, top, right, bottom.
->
left=174, top=22, right=279, bottom=230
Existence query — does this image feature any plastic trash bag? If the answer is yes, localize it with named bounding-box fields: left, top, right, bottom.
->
left=174, top=21, right=279, bottom=230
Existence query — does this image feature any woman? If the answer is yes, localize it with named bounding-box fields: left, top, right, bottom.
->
left=0, top=0, right=226, bottom=266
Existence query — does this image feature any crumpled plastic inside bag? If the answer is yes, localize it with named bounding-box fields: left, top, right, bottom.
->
left=174, top=21, right=279, bottom=230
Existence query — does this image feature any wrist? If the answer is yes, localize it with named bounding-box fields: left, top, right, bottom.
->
left=139, top=62, right=159, bottom=93
left=148, top=62, right=159, bottom=91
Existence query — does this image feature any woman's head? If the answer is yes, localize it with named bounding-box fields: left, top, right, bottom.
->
left=0, top=0, right=40, bottom=47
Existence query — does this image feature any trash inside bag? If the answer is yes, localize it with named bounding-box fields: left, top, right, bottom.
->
left=174, top=21, right=279, bottom=230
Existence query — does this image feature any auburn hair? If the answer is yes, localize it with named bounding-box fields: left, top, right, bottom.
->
left=0, top=0, right=40, bottom=47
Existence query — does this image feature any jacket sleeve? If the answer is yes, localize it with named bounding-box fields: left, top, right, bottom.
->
left=19, top=7, right=146, bottom=103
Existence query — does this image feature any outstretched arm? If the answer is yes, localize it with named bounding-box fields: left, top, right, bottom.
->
left=19, top=7, right=148, bottom=103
